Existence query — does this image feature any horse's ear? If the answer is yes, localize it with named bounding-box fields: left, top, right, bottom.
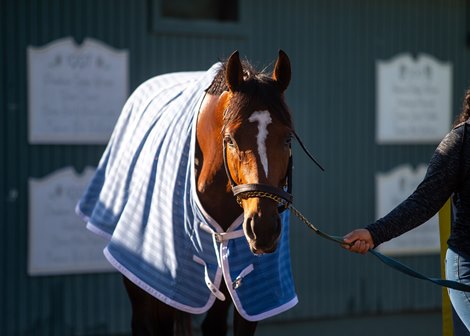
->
left=226, top=50, right=244, bottom=92
left=273, top=50, right=291, bottom=93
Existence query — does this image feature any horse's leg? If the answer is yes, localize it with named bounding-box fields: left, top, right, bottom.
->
left=201, top=282, right=232, bottom=336
left=123, top=276, right=192, bottom=336
left=233, top=309, right=257, bottom=336
left=174, top=310, right=192, bottom=336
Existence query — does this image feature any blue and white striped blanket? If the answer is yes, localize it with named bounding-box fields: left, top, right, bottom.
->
left=76, top=63, right=298, bottom=321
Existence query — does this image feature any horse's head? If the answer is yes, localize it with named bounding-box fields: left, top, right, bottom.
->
left=221, top=50, right=293, bottom=255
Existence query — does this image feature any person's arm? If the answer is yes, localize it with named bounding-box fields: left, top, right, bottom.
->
left=344, top=125, right=465, bottom=253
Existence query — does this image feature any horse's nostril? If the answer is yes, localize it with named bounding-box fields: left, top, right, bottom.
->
left=245, top=217, right=256, bottom=240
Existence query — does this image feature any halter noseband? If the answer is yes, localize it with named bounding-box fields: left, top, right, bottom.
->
left=222, top=138, right=293, bottom=213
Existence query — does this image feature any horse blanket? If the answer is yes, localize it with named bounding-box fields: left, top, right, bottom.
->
left=76, top=63, right=298, bottom=321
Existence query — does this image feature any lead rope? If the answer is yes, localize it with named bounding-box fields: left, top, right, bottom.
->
left=236, top=191, right=343, bottom=245
left=236, top=191, right=470, bottom=292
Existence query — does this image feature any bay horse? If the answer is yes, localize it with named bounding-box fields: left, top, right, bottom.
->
left=77, top=50, right=297, bottom=335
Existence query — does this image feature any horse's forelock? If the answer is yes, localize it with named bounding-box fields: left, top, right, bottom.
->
left=208, top=60, right=292, bottom=131
left=207, top=59, right=258, bottom=96
left=223, top=78, right=292, bottom=131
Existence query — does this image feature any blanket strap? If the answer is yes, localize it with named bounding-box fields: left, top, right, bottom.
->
left=199, top=223, right=245, bottom=243
left=193, top=255, right=226, bottom=301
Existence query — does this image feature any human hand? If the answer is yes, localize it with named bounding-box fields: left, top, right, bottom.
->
left=342, top=229, right=374, bottom=255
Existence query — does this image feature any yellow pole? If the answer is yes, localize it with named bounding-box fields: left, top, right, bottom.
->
left=439, top=199, right=453, bottom=336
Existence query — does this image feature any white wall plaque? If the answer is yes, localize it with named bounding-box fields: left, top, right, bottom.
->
left=376, top=164, right=439, bottom=255
left=376, top=53, right=452, bottom=144
left=28, top=167, right=115, bottom=275
left=28, top=37, right=129, bottom=144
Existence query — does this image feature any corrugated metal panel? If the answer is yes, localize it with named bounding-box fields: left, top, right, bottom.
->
left=284, top=0, right=466, bottom=321
left=2, top=1, right=133, bottom=335
left=0, top=1, right=6, bottom=335
left=2, top=0, right=469, bottom=334
left=242, top=0, right=467, bottom=322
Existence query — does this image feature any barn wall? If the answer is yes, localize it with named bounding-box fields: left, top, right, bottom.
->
left=2, top=0, right=469, bottom=335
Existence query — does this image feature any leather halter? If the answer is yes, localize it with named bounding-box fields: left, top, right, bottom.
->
left=222, top=138, right=293, bottom=213
left=221, top=128, right=326, bottom=213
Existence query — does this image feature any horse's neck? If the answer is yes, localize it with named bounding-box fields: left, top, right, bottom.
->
left=195, top=93, right=241, bottom=230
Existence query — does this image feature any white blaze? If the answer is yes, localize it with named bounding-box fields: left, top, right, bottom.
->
left=248, top=110, right=272, bottom=178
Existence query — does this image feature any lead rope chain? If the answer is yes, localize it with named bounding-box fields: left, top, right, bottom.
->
left=236, top=191, right=345, bottom=246
left=236, top=191, right=470, bottom=292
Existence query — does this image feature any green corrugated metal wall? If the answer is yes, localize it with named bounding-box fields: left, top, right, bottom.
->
left=2, top=0, right=469, bottom=335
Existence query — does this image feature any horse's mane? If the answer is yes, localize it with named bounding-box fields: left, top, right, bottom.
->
left=207, top=59, right=293, bottom=129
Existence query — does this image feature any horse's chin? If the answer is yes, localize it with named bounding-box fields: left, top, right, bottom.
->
left=248, top=240, right=278, bottom=255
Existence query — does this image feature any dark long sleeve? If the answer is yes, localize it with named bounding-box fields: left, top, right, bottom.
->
left=366, top=125, right=464, bottom=247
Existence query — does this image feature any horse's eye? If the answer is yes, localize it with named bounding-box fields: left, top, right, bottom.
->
left=285, top=134, right=293, bottom=146
left=224, top=135, right=235, bottom=147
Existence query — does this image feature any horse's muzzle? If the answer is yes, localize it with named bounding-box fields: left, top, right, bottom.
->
left=243, top=212, right=281, bottom=255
